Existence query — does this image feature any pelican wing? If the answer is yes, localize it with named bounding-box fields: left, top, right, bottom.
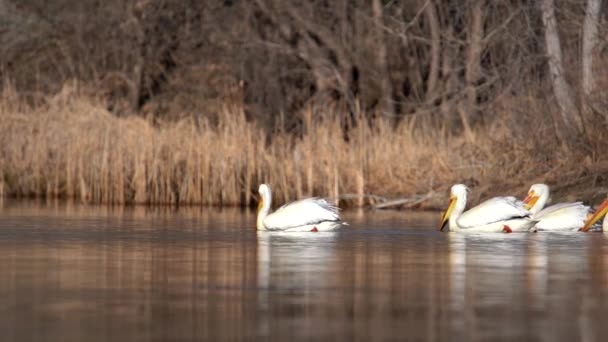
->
left=457, top=196, right=530, bottom=228
left=263, top=198, right=341, bottom=230
left=532, top=202, right=590, bottom=230
left=533, top=202, right=588, bottom=219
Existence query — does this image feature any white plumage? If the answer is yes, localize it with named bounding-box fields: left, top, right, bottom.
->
left=524, top=184, right=591, bottom=232
left=439, top=184, right=536, bottom=233
left=256, top=184, right=346, bottom=232
left=457, top=196, right=531, bottom=228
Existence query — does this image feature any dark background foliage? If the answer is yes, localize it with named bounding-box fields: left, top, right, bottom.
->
left=1, top=0, right=606, bottom=134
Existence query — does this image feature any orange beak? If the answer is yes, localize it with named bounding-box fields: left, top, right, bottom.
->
left=580, top=198, right=608, bottom=232
left=523, top=190, right=534, bottom=203
left=439, top=197, right=456, bottom=231
left=523, top=191, right=538, bottom=210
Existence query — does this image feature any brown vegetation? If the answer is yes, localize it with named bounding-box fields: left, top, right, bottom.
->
left=0, top=1, right=607, bottom=207
left=0, top=83, right=606, bottom=208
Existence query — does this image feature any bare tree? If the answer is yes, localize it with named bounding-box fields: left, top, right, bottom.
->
left=424, top=0, right=441, bottom=104
left=540, top=0, right=581, bottom=135
left=251, top=0, right=353, bottom=103
left=2, top=0, right=603, bottom=138
left=123, top=0, right=146, bottom=113
left=581, top=0, right=603, bottom=98
left=372, top=0, right=394, bottom=116
left=463, top=0, right=485, bottom=125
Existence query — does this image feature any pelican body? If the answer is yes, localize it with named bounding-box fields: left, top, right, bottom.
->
left=580, top=197, right=608, bottom=232
left=523, top=184, right=591, bottom=232
left=439, top=184, right=536, bottom=233
left=256, top=184, right=346, bottom=232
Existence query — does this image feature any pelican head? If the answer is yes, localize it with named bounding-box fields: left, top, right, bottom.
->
left=257, top=184, right=272, bottom=230
left=439, top=184, right=469, bottom=231
left=523, top=184, right=550, bottom=214
left=580, top=197, right=608, bottom=232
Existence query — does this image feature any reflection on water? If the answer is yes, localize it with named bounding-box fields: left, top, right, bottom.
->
left=1, top=201, right=608, bottom=341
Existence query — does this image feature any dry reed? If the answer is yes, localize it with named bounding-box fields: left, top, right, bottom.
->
left=0, top=84, right=606, bottom=208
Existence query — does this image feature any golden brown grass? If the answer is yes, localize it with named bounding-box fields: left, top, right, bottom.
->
left=0, top=83, right=606, bottom=208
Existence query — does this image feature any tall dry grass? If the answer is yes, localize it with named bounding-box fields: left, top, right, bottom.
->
left=0, top=83, right=607, bottom=208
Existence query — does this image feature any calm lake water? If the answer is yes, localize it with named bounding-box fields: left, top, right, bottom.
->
left=1, top=200, right=608, bottom=341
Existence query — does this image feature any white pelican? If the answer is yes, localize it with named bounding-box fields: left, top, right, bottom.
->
left=523, top=184, right=591, bottom=232
left=256, top=184, right=346, bottom=232
left=439, top=184, right=536, bottom=233
left=580, top=197, right=608, bottom=232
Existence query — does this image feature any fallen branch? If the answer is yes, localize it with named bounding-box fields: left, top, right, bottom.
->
left=339, top=193, right=388, bottom=205
left=374, top=191, right=436, bottom=210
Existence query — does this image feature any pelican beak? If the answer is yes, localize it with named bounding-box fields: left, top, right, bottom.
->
left=580, top=198, right=608, bottom=232
left=439, top=196, right=456, bottom=231
left=523, top=190, right=538, bottom=210
left=256, top=194, right=263, bottom=214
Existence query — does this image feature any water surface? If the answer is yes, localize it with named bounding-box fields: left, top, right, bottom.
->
left=1, top=200, right=608, bottom=341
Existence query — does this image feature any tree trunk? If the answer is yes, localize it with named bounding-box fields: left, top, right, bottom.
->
left=464, top=0, right=484, bottom=126
left=541, top=0, right=581, bottom=134
left=372, top=0, right=393, bottom=116
left=440, top=27, right=457, bottom=124
left=126, top=1, right=145, bottom=114
left=425, top=0, right=441, bottom=104
left=582, top=0, right=603, bottom=98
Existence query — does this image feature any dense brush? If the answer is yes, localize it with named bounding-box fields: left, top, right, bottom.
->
left=0, top=84, right=606, bottom=207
